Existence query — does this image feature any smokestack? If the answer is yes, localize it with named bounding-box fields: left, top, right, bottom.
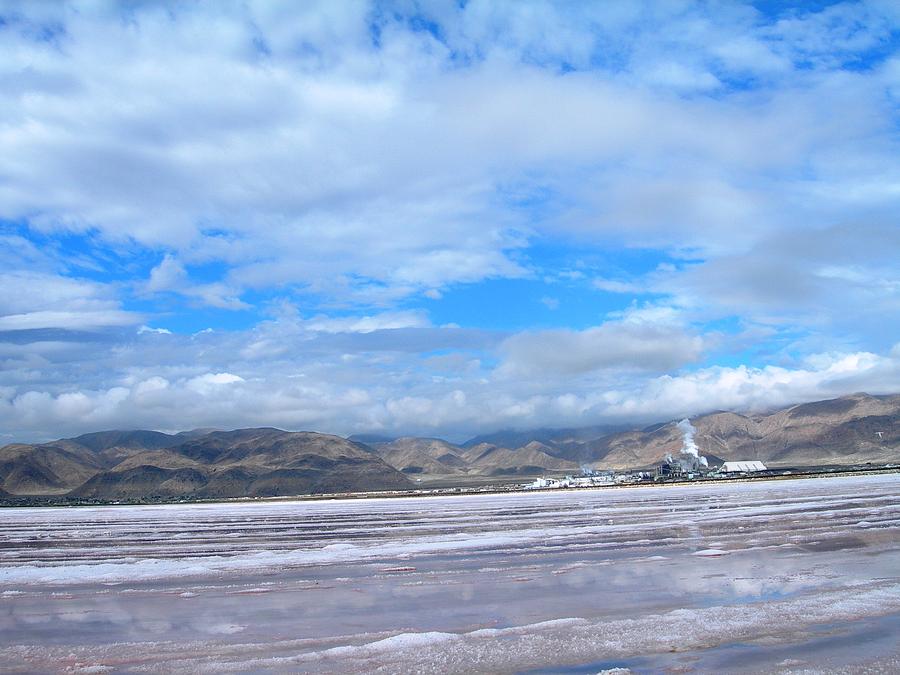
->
left=676, top=418, right=708, bottom=469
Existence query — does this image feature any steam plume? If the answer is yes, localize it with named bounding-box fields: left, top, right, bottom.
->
left=675, top=418, right=708, bottom=469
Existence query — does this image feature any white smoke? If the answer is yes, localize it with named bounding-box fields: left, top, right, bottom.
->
left=675, top=418, right=708, bottom=469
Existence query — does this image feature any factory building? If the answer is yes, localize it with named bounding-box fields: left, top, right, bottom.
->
left=656, top=460, right=709, bottom=480
left=719, top=460, right=767, bottom=474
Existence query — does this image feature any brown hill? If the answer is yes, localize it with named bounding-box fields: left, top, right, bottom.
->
left=460, top=442, right=499, bottom=464
left=0, top=443, right=104, bottom=495
left=73, top=466, right=209, bottom=500
left=466, top=441, right=579, bottom=476
left=373, top=437, right=469, bottom=476
left=52, top=430, right=181, bottom=467
left=63, top=429, right=177, bottom=452
left=461, top=424, right=630, bottom=453
left=110, top=450, right=204, bottom=472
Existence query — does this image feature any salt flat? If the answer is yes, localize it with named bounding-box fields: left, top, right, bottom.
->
left=1, top=473, right=899, bottom=673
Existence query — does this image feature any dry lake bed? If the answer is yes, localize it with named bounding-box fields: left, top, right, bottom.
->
left=1, top=473, right=899, bottom=673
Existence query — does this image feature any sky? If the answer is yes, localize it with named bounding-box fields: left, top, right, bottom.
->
left=1, top=0, right=899, bottom=443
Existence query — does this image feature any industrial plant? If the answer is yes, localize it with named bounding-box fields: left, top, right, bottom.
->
left=525, top=418, right=770, bottom=490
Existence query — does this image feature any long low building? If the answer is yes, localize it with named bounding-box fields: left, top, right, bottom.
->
left=720, top=460, right=767, bottom=473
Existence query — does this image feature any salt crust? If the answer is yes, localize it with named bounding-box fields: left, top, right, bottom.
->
left=169, top=581, right=900, bottom=674
left=2, top=474, right=897, bottom=587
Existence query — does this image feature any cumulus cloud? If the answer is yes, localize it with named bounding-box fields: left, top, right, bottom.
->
left=655, top=220, right=900, bottom=338
left=142, top=255, right=249, bottom=310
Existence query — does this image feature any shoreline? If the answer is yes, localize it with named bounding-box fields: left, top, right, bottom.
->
left=2, top=464, right=897, bottom=509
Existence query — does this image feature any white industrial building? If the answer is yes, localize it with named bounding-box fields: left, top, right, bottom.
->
left=720, top=461, right=767, bottom=473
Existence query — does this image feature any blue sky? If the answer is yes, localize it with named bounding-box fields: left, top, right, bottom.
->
left=0, top=0, right=899, bottom=442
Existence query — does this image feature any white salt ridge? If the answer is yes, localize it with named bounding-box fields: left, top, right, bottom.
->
left=467, top=617, right=588, bottom=638
left=322, top=630, right=460, bottom=658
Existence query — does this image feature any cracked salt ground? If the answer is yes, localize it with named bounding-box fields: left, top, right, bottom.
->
left=1, top=473, right=899, bottom=673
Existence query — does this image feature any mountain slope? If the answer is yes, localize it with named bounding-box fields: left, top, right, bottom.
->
left=48, top=430, right=182, bottom=469
left=462, top=424, right=631, bottom=458
left=695, top=393, right=899, bottom=466
left=372, top=437, right=469, bottom=476
left=467, top=441, right=579, bottom=476
left=0, top=443, right=105, bottom=495
left=6, top=428, right=413, bottom=499
left=596, top=393, right=899, bottom=469
left=63, top=430, right=178, bottom=452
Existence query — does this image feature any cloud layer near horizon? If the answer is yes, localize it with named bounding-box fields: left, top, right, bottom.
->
left=1, top=1, right=898, bottom=441
left=3, top=314, right=899, bottom=442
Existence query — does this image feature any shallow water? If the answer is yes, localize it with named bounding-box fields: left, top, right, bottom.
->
left=1, top=474, right=899, bottom=673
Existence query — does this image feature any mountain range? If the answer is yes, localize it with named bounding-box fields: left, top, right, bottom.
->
left=0, top=428, right=411, bottom=501
left=1, top=392, right=897, bottom=501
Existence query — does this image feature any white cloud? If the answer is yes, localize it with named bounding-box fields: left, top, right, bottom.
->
left=497, top=318, right=706, bottom=378
left=187, top=372, right=245, bottom=391
left=0, top=272, right=141, bottom=330
left=145, top=255, right=186, bottom=294
left=655, top=220, right=900, bottom=334
left=540, top=296, right=559, bottom=310
left=138, top=325, right=172, bottom=335
left=303, top=311, right=430, bottom=334
left=593, top=278, right=642, bottom=294
left=0, top=310, right=137, bottom=331
left=143, top=255, right=249, bottom=310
